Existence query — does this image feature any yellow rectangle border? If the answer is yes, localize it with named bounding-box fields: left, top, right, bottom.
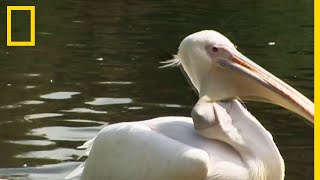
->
left=7, top=6, right=35, bottom=46
left=315, top=0, right=318, bottom=178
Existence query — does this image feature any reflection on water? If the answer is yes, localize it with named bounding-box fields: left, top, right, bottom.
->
left=0, top=162, right=80, bottom=180
left=28, top=125, right=103, bottom=141
left=40, top=92, right=81, bottom=100
left=19, top=100, right=45, bottom=105
left=24, top=113, right=64, bottom=120
left=61, top=108, right=107, bottom=114
left=0, top=0, right=313, bottom=179
left=85, top=97, right=132, bottom=105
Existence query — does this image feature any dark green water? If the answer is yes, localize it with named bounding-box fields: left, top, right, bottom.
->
left=0, top=0, right=313, bottom=179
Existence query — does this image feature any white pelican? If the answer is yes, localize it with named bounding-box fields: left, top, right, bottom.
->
left=66, top=30, right=314, bottom=180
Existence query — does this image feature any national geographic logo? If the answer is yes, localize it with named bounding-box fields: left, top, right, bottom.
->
left=7, top=6, right=35, bottom=46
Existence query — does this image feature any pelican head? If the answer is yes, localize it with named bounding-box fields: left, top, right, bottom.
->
left=164, top=30, right=313, bottom=123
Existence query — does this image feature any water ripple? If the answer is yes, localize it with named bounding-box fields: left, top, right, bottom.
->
left=97, top=81, right=133, bottom=85
left=61, top=108, right=107, bottom=114
left=24, top=113, right=64, bottom=120
left=16, top=148, right=83, bottom=161
left=28, top=126, right=103, bottom=141
left=7, top=140, right=56, bottom=146
left=20, top=100, right=45, bottom=105
left=40, top=92, right=80, bottom=100
left=85, top=97, right=132, bottom=106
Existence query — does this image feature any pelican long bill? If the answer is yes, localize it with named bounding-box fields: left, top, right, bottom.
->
left=219, top=50, right=314, bottom=123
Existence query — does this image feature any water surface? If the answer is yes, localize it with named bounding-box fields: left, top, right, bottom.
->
left=0, top=0, right=313, bottom=179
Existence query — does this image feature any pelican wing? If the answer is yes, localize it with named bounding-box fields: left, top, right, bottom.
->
left=66, top=117, right=250, bottom=180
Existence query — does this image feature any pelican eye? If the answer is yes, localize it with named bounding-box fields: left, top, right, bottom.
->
left=211, top=47, right=218, bottom=52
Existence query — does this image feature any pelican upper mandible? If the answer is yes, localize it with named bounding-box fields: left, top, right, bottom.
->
left=66, top=30, right=314, bottom=180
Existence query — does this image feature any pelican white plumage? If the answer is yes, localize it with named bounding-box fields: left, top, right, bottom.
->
left=66, top=30, right=314, bottom=180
